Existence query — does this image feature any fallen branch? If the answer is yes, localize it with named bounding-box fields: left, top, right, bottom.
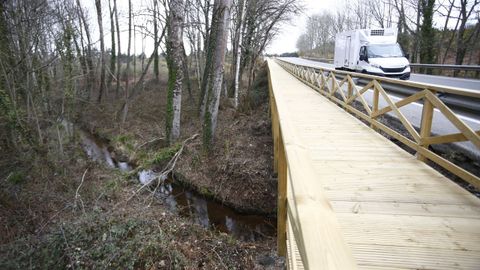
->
left=74, top=168, right=88, bottom=214
left=116, top=133, right=199, bottom=208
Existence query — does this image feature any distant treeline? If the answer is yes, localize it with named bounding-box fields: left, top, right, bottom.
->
left=296, top=0, right=479, bottom=67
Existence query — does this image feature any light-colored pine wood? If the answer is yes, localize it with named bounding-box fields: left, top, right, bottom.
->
left=277, top=132, right=287, bottom=256
left=277, top=59, right=480, bottom=188
left=269, top=60, right=358, bottom=269
left=371, top=89, right=427, bottom=118
left=422, top=130, right=480, bottom=145
left=269, top=59, right=480, bottom=270
left=374, top=80, right=421, bottom=143
left=425, top=91, right=480, bottom=148
left=417, top=97, right=434, bottom=161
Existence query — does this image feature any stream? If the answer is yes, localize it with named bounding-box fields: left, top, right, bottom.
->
left=77, top=127, right=275, bottom=241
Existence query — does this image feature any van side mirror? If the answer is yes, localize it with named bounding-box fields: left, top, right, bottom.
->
left=405, top=53, right=410, bottom=59
left=360, top=54, right=367, bottom=61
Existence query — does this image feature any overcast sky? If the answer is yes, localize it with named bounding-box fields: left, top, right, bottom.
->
left=266, top=0, right=338, bottom=54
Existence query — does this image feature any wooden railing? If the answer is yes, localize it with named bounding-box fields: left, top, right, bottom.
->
left=276, top=58, right=480, bottom=191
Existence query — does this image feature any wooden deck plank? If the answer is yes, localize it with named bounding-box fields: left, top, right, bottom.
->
left=267, top=59, right=480, bottom=269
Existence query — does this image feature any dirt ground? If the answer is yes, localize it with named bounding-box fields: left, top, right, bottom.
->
left=0, top=64, right=281, bottom=268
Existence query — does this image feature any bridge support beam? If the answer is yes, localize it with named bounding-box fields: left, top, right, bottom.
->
left=269, top=66, right=287, bottom=257
left=277, top=133, right=287, bottom=257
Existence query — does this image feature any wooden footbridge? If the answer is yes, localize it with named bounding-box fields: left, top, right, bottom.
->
left=268, top=59, right=480, bottom=269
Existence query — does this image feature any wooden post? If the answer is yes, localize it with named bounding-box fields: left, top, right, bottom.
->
left=277, top=133, right=287, bottom=257
left=371, top=84, right=379, bottom=130
left=347, top=75, right=353, bottom=100
left=331, top=73, right=335, bottom=97
left=418, top=97, right=434, bottom=162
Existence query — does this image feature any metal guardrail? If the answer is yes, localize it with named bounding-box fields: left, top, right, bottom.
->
left=276, top=58, right=480, bottom=191
left=409, top=63, right=480, bottom=71
left=302, top=56, right=334, bottom=64
left=301, top=56, right=480, bottom=75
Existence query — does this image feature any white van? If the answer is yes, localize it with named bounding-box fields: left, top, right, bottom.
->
left=334, top=28, right=410, bottom=80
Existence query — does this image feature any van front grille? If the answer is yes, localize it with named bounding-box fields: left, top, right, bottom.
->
left=371, top=29, right=384, bottom=36
left=380, top=66, right=406, bottom=73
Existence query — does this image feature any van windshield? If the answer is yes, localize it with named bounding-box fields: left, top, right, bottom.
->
left=367, top=44, right=404, bottom=58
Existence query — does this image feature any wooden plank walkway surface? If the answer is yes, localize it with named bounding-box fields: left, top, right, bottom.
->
left=267, top=59, right=480, bottom=269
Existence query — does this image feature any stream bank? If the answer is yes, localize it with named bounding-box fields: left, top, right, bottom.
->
left=77, top=125, right=275, bottom=241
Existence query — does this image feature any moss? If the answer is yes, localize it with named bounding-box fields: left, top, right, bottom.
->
left=199, top=186, right=215, bottom=197
left=202, top=110, right=213, bottom=152
left=6, top=171, right=25, bottom=184
left=147, top=143, right=181, bottom=166
left=113, top=134, right=132, bottom=144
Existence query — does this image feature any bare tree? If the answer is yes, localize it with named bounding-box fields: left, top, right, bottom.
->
left=202, top=0, right=231, bottom=149
left=153, top=0, right=160, bottom=80
left=76, top=0, right=94, bottom=100
left=232, top=0, right=246, bottom=109
left=95, top=0, right=106, bottom=102
left=455, top=0, right=480, bottom=66
left=122, top=0, right=133, bottom=124
left=108, top=0, right=116, bottom=88
left=114, top=0, right=121, bottom=97
left=166, top=0, right=185, bottom=143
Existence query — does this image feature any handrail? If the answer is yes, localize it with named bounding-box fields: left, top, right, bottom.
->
left=275, top=58, right=480, bottom=191
left=285, top=57, right=480, bottom=98
left=268, top=60, right=358, bottom=269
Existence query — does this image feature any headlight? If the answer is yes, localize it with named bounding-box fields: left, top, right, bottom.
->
left=370, top=63, right=381, bottom=68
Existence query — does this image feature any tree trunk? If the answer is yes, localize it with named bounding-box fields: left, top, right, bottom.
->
left=76, top=0, right=94, bottom=101
left=182, top=44, right=193, bottom=101
left=95, top=0, right=106, bottom=103
left=122, top=0, right=132, bottom=124
left=108, top=0, right=116, bottom=89
left=166, top=0, right=185, bottom=143
left=114, top=0, right=121, bottom=97
left=202, top=0, right=231, bottom=150
left=233, top=0, right=246, bottom=109
left=153, top=0, right=160, bottom=80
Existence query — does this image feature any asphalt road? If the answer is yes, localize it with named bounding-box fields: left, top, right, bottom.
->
left=278, top=57, right=480, bottom=160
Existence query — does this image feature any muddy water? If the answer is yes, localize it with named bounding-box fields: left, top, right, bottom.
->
left=78, top=128, right=275, bottom=240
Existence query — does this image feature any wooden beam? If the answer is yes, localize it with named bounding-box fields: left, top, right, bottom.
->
left=372, top=90, right=427, bottom=118
left=422, top=131, right=480, bottom=145
left=417, top=98, right=434, bottom=162
left=417, top=147, right=480, bottom=190
left=375, top=81, right=421, bottom=143
left=277, top=132, right=287, bottom=256
left=346, top=76, right=372, bottom=115
left=425, top=91, right=480, bottom=149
